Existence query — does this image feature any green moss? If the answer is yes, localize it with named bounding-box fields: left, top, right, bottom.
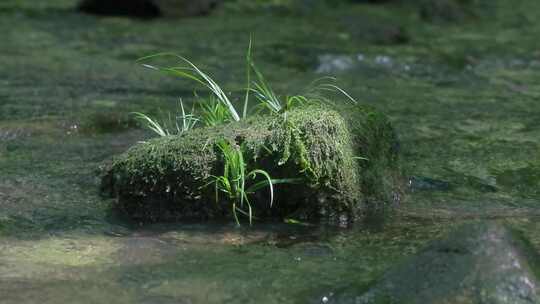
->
left=102, top=104, right=402, bottom=223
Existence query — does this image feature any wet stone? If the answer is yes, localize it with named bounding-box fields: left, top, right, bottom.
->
left=316, top=55, right=356, bottom=74
left=345, top=222, right=540, bottom=304
left=419, top=0, right=478, bottom=23
left=408, top=175, right=451, bottom=191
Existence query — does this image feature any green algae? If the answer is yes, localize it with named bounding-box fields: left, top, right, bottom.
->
left=495, top=165, right=540, bottom=196
left=102, top=104, right=402, bottom=222
left=0, top=236, right=120, bottom=269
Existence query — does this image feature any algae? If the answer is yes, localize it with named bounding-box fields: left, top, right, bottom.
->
left=0, top=236, right=120, bottom=269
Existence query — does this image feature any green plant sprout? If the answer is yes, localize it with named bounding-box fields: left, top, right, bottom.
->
left=209, top=140, right=274, bottom=226
left=137, top=53, right=241, bottom=121
left=132, top=99, right=198, bottom=137
left=198, top=95, right=232, bottom=127
left=136, top=42, right=359, bottom=132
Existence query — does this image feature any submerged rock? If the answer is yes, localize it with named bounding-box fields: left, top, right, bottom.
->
left=408, top=175, right=451, bottom=191
left=77, top=0, right=221, bottom=18
left=419, top=0, right=477, bottom=23
left=354, top=222, right=540, bottom=304
left=101, top=104, right=403, bottom=223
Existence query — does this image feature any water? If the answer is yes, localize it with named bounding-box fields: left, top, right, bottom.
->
left=1, top=0, right=540, bottom=302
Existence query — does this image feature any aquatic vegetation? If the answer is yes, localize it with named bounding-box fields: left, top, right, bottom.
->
left=132, top=99, right=198, bottom=137
left=137, top=53, right=241, bottom=122
left=136, top=45, right=359, bottom=134
left=250, top=61, right=357, bottom=116
left=198, top=96, right=232, bottom=127
left=209, top=140, right=274, bottom=226
left=249, top=62, right=311, bottom=116
left=250, top=68, right=282, bottom=114
left=132, top=112, right=169, bottom=137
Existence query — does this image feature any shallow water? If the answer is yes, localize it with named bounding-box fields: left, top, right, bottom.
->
left=1, top=0, right=540, bottom=303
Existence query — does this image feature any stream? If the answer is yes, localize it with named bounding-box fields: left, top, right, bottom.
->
left=1, top=0, right=540, bottom=303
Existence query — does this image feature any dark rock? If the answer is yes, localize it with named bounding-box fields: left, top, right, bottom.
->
left=77, top=0, right=222, bottom=18
left=419, top=0, right=475, bottom=23
left=353, top=222, right=540, bottom=304
left=153, top=0, right=222, bottom=17
left=408, top=175, right=451, bottom=191
left=77, top=0, right=161, bottom=18
left=340, top=13, right=410, bottom=46
left=359, top=24, right=409, bottom=45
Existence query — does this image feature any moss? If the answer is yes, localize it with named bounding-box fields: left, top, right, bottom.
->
left=102, top=103, right=402, bottom=223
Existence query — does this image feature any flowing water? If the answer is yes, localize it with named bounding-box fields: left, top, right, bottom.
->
left=1, top=0, right=540, bottom=303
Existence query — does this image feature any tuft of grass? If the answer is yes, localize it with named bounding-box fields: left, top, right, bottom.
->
left=132, top=99, right=198, bottom=137
left=250, top=62, right=282, bottom=114
left=132, top=112, right=170, bottom=137
left=138, top=53, right=241, bottom=121
left=198, top=95, right=232, bottom=127
left=242, top=37, right=253, bottom=119
left=177, top=99, right=199, bottom=133
left=137, top=43, right=358, bottom=131
left=210, top=140, right=274, bottom=226
left=305, top=76, right=358, bottom=105
left=249, top=65, right=356, bottom=117
left=248, top=56, right=310, bottom=118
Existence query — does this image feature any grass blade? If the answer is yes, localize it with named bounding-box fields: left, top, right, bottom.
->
left=243, top=37, right=253, bottom=119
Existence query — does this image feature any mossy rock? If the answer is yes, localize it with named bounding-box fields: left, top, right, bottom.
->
left=354, top=222, right=540, bottom=304
left=101, top=104, right=403, bottom=223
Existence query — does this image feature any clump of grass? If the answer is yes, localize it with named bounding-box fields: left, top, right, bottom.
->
left=249, top=62, right=356, bottom=117
left=137, top=53, right=241, bottom=122
left=198, top=95, right=232, bottom=127
left=137, top=43, right=358, bottom=130
left=132, top=112, right=169, bottom=137
left=305, top=76, right=358, bottom=105
left=176, top=99, right=199, bottom=132
left=247, top=42, right=310, bottom=116
left=132, top=99, right=198, bottom=137
left=210, top=140, right=274, bottom=226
